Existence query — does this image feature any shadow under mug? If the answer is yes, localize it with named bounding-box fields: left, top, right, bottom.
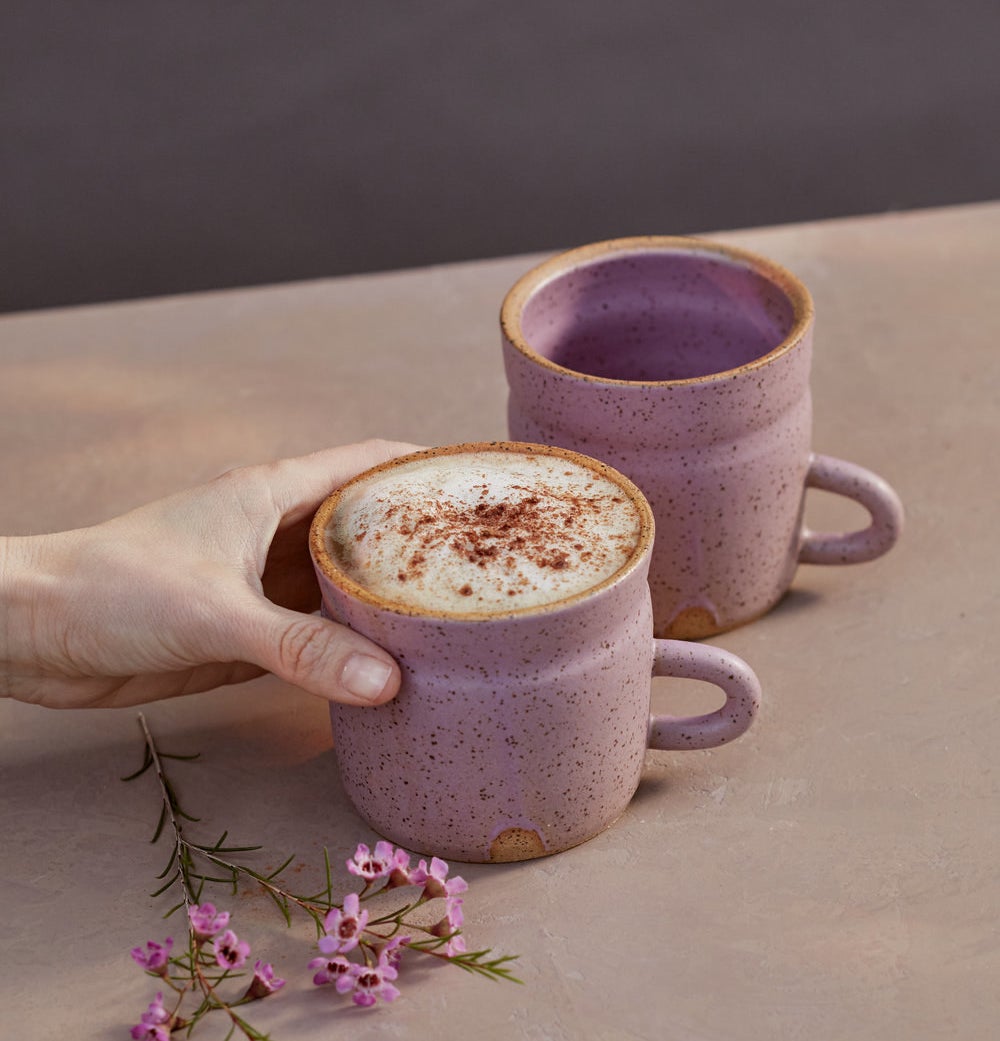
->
left=309, top=442, right=761, bottom=863
left=501, top=236, right=904, bottom=639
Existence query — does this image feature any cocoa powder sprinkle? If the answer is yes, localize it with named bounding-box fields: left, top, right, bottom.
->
left=381, top=483, right=634, bottom=587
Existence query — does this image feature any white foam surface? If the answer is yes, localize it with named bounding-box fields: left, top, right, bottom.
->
left=325, top=451, right=641, bottom=612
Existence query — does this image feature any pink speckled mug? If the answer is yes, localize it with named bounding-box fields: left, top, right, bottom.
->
left=309, top=442, right=760, bottom=863
left=502, top=237, right=904, bottom=639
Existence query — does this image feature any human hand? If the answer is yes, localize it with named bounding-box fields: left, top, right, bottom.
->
left=0, top=440, right=423, bottom=709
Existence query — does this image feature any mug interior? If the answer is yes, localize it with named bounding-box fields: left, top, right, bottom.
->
left=517, top=247, right=802, bottom=382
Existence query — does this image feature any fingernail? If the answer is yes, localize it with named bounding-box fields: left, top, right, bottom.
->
left=341, top=654, right=394, bottom=702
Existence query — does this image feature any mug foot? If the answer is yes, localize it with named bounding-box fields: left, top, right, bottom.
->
left=657, top=593, right=789, bottom=640
left=488, top=827, right=548, bottom=862
left=660, top=605, right=720, bottom=640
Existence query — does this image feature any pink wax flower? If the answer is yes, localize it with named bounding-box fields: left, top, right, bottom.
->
left=386, top=850, right=414, bottom=889
left=187, top=902, right=230, bottom=940
left=336, top=950, right=401, bottom=1007
left=309, top=953, right=354, bottom=987
left=378, top=934, right=411, bottom=969
left=318, top=893, right=369, bottom=955
left=431, top=896, right=466, bottom=956
left=444, top=895, right=464, bottom=931
left=243, top=959, right=285, bottom=1000
left=129, top=992, right=172, bottom=1041
left=440, top=932, right=467, bottom=957
left=347, top=841, right=410, bottom=882
left=213, top=928, right=251, bottom=970
left=130, top=937, right=173, bottom=974
left=409, top=856, right=469, bottom=899
left=130, top=1024, right=170, bottom=1041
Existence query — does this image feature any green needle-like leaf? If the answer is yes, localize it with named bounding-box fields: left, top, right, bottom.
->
left=151, top=802, right=168, bottom=844
left=120, top=748, right=153, bottom=781
left=264, top=853, right=296, bottom=881
left=150, top=871, right=181, bottom=898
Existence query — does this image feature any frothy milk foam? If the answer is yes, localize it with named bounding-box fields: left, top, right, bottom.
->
left=324, top=449, right=642, bottom=613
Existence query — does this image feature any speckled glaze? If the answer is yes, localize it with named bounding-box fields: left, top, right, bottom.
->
left=309, top=442, right=761, bottom=863
left=501, top=237, right=904, bottom=638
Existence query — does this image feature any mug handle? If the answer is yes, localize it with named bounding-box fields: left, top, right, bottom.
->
left=798, top=453, right=904, bottom=565
left=647, top=640, right=761, bottom=751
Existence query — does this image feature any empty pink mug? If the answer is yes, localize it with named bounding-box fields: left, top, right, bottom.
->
left=502, top=237, right=904, bottom=639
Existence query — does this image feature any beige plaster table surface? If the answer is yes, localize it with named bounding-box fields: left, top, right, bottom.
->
left=1, top=202, right=998, bottom=1040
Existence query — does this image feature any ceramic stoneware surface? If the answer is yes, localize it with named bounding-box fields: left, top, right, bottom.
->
left=501, top=237, right=904, bottom=639
left=309, top=442, right=761, bottom=863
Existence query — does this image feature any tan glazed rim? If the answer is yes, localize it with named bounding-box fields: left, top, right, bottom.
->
left=500, top=235, right=815, bottom=387
left=309, top=441, right=655, bottom=621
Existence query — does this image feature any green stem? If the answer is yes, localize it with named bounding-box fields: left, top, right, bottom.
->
left=138, top=712, right=199, bottom=912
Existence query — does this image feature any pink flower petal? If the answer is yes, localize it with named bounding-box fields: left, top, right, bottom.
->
left=130, top=938, right=173, bottom=972
left=188, top=902, right=230, bottom=940
left=319, top=896, right=369, bottom=954
left=213, top=928, right=251, bottom=970
left=310, top=954, right=353, bottom=987
left=346, top=961, right=402, bottom=1007
left=130, top=993, right=172, bottom=1040
left=245, top=959, right=285, bottom=998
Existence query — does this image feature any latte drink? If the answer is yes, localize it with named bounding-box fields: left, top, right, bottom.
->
left=319, top=443, right=645, bottom=615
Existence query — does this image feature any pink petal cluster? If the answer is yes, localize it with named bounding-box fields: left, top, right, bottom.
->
left=309, top=953, right=354, bottom=987
left=431, top=896, right=467, bottom=955
left=187, top=902, right=230, bottom=940
left=313, top=847, right=472, bottom=1008
left=129, top=992, right=172, bottom=1041
left=318, top=893, right=369, bottom=955
left=440, top=932, right=467, bottom=956
left=379, top=934, right=411, bottom=969
left=213, top=928, right=252, bottom=970
left=310, top=848, right=478, bottom=1009
left=409, top=856, right=469, bottom=900
left=346, top=843, right=470, bottom=897
left=335, top=949, right=401, bottom=1007
left=184, top=903, right=252, bottom=972
left=130, top=937, right=173, bottom=974
left=244, top=959, right=286, bottom=999
left=310, top=934, right=411, bottom=992
left=346, top=841, right=410, bottom=882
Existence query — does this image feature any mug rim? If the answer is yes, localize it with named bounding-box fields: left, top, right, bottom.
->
left=500, top=235, right=815, bottom=387
left=309, top=440, right=655, bottom=621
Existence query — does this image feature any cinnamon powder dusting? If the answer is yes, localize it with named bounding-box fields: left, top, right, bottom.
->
left=329, top=457, right=642, bottom=611
left=378, top=481, right=636, bottom=602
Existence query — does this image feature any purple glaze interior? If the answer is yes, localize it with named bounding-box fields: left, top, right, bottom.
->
left=521, top=250, right=797, bottom=381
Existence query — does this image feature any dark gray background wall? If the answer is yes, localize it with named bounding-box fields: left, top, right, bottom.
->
left=2, top=1, right=998, bottom=313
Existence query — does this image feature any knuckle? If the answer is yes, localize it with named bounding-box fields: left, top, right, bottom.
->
left=360, top=438, right=420, bottom=465
left=210, top=463, right=251, bottom=488
left=277, top=618, right=332, bottom=678
left=360, top=437, right=391, bottom=453
left=358, top=438, right=398, bottom=467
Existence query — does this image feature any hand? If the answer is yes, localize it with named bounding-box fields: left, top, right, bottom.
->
left=0, top=440, right=423, bottom=709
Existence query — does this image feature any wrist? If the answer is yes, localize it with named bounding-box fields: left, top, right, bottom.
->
left=0, top=533, right=74, bottom=700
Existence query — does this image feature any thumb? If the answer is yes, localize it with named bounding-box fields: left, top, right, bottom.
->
left=233, top=600, right=401, bottom=706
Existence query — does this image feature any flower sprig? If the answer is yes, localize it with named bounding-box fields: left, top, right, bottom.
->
left=124, top=713, right=520, bottom=1037
left=129, top=910, right=282, bottom=1041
